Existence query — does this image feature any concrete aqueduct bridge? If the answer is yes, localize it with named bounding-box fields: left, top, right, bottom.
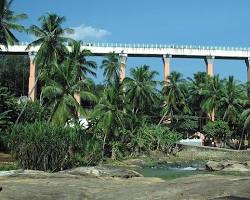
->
left=0, top=43, right=250, bottom=101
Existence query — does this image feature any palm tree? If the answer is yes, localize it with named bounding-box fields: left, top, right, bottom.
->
left=124, top=65, right=159, bottom=115
left=92, top=85, right=125, bottom=158
left=219, top=76, right=246, bottom=125
left=27, top=13, right=73, bottom=74
left=241, top=108, right=250, bottom=130
left=100, top=52, right=120, bottom=85
left=67, top=40, right=97, bottom=78
left=159, top=71, right=189, bottom=124
left=188, top=72, right=210, bottom=115
left=187, top=72, right=210, bottom=128
left=0, top=0, right=27, bottom=48
left=201, top=75, right=223, bottom=121
left=42, top=59, right=97, bottom=125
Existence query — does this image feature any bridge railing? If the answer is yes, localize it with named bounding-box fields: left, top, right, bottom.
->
left=81, top=43, right=250, bottom=52
left=16, top=42, right=250, bottom=52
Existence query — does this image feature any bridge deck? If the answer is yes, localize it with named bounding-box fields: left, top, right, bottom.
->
left=1, top=43, right=250, bottom=60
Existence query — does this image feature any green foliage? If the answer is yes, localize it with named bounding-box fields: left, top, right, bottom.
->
left=124, top=65, right=159, bottom=115
left=0, top=164, right=17, bottom=171
left=100, top=52, right=120, bottom=85
left=204, top=120, right=231, bottom=139
left=131, top=123, right=182, bottom=154
left=66, top=132, right=103, bottom=167
left=201, top=75, right=223, bottom=119
left=218, top=76, right=246, bottom=124
left=0, top=85, right=18, bottom=129
left=241, top=108, right=250, bottom=130
left=0, top=55, right=29, bottom=96
left=0, top=0, right=27, bottom=48
left=8, top=122, right=82, bottom=171
left=17, top=100, right=50, bottom=123
left=160, top=71, right=190, bottom=123
left=42, top=60, right=97, bottom=125
left=170, top=115, right=199, bottom=137
left=27, top=13, right=73, bottom=77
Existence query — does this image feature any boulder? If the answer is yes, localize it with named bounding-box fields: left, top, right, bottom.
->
left=222, top=163, right=249, bottom=172
left=61, top=166, right=142, bottom=178
left=206, top=160, right=250, bottom=172
left=205, top=161, right=224, bottom=171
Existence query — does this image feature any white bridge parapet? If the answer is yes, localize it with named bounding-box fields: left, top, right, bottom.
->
left=1, top=43, right=250, bottom=59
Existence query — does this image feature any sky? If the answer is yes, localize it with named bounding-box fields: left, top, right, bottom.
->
left=13, top=0, right=250, bottom=83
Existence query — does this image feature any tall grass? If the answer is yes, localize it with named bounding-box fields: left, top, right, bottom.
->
left=8, top=122, right=80, bottom=171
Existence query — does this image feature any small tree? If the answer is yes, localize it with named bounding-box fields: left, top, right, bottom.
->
left=204, top=120, right=231, bottom=142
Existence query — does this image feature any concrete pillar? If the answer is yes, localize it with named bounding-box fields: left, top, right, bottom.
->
left=119, top=53, right=127, bottom=82
left=204, top=56, right=214, bottom=76
left=74, top=93, right=81, bottom=105
left=244, top=58, right=250, bottom=82
left=162, top=55, right=172, bottom=83
left=204, top=56, right=215, bottom=121
left=28, top=52, right=37, bottom=101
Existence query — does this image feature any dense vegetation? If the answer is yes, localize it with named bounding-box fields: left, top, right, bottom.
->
left=0, top=0, right=249, bottom=171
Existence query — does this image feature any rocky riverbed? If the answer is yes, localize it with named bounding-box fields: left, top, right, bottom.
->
left=0, top=167, right=250, bottom=199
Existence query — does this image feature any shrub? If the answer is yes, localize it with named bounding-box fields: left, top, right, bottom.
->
left=17, top=100, right=50, bottom=123
left=203, top=120, right=231, bottom=140
left=8, top=121, right=81, bottom=171
left=66, top=131, right=103, bottom=167
left=132, top=123, right=182, bottom=154
left=170, top=115, right=199, bottom=138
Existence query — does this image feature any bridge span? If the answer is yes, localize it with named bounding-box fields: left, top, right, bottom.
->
left=0, top=43, right=250, bottom=101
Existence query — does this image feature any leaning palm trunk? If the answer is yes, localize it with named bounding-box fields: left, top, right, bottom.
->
left=102, top=133, right=107, bottom=159
left=14, top=72, right=41, bottom=125
left=238, top=129, right=245, bottom=150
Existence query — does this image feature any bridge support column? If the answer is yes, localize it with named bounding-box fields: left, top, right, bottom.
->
left=245, top=58, right=250, bottom=82
left=74, top=93, right=81, bottom=105
left=204, top=56, right=215, bottom=121
left=162, top=55, right=172, bottom=83
left=28, top=52, right=37, bottom=101
left=119, top=54, right=127, bottom=82
left=204, top=56, right=214, bottom=76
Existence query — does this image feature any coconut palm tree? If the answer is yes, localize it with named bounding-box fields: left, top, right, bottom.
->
left=67, top=40, right=97, bottom=78
left=201, top=75, right=223, bottom=121
left=159, top=71, right=189, bottom=124
left=187, top=72, right=210, bottom=128
left=219, top=76, right=246, bottom=125
left=124, top=65, right=159, bottom=115
left=92, top=85, right=125, bottom=157
left=188, top=72, right=210, bottom=115
left=42, top=59, right=97, bottom=125
left=0, top=0, right=27, bottom=48
left=100, top=52, right=120, bottom=85
left=241, top=108, right=250, bottom=130
left=27, top=13, right=73, bottom=74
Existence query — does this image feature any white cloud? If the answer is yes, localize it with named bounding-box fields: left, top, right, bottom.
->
left=67, top=24, right=111, bottom=41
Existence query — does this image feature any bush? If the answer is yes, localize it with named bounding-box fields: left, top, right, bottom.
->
left=131, top=123, right=182, bottom=154
left=8, top=122, right=81, bottom=171
left=170, top=115, right=199, bottom=138
left=17, top=100, right=50, bottom=123
left=66, top=131, right=103, bottom=167
left=204, top=120, right=231, bottom=140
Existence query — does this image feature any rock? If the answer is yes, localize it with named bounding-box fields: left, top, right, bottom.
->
left=206, top=160, right=250, bottom=172
left=222, top=163, right=249, bottom=172
left=0, top=166, right=142, bottom=179
left=1, top=174, right=250, bottom=199
left=205, top=161, right=224, bottom=171
left=122, top=159, right=146, bottom=167
left=60, top=166, right=143, bottom=178
left=246, top=161, right=250, bottom=167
